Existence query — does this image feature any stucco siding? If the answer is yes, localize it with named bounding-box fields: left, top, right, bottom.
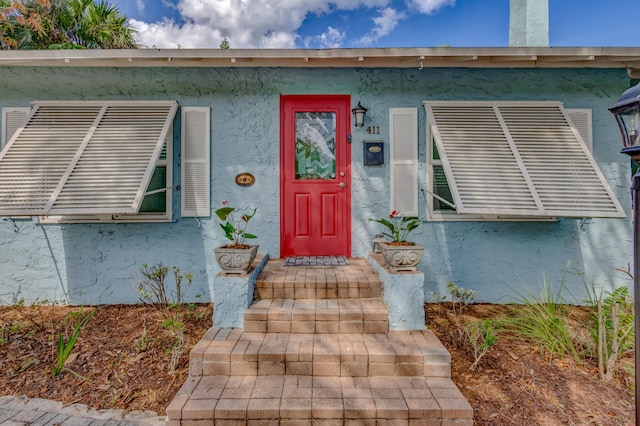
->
left=0, top=66, right=633, bottom=305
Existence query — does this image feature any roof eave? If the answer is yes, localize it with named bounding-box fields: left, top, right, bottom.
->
left=0, top=47, right=639, bottom=71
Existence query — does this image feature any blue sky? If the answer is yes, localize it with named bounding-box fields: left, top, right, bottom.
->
left=109, top=0, right=640, bottom=49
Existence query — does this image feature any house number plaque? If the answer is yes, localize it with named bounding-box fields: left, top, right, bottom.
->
left=235, top=172, right=255, bottom=186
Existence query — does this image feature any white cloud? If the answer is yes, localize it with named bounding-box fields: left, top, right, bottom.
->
left=406, top=0, right=455, bottom=15
left=132, top=0, right=390, bottom=48
left=358, top=7, right=406, bottom=46
left=305, top=26, right=347, bottom=48
left=135, top=0, right=145, bottom=15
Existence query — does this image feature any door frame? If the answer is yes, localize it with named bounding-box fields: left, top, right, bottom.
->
left=279, top=94, right=352, bottom=257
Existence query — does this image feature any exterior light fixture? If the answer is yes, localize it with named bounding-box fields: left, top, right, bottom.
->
left=352, top=102, right=368, bottom=127
left=609, top=81, right=640, bottom=426
left=610, top=82, right=640, bottom=159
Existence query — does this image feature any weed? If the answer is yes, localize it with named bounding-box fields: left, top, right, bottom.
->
left=52, top=308, right=96, bottom=377
left=168, top=330, right=185, bottom=374
left=134, top=321, right=150, bottom=352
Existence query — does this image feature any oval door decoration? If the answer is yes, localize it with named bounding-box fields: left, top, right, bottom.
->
left=235, top=172, right=255, bottom=187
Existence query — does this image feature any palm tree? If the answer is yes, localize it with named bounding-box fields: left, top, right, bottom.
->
left=1, top=0, right=137, bottom=49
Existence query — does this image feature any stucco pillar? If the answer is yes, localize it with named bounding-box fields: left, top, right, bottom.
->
left=367, top=253, right=426, bottom=331
left=212, top=254, right=269, bottom=328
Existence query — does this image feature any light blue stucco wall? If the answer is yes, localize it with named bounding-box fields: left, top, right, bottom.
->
left=0, top=66, right=633, bottom=305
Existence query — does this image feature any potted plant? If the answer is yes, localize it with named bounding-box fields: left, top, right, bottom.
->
left=369, top=210, right=424, bottom=272
left=213, top=201, right=258, bottom=273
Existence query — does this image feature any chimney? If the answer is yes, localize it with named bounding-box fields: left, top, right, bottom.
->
left=509, top=0, right=549, bottom=47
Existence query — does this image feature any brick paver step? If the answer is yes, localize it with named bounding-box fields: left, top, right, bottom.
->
left=189, top=328, right=451, bottom=378
left=244, top=298, right=389, bottom=334
left=255, top=258, right=382, bottom=300
left=166, top=374, right=472, bottom=425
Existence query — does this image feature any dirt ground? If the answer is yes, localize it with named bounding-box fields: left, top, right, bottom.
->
left=0, top=302, right=635, bottom=424
left=426, top=303, right=635, bottom=425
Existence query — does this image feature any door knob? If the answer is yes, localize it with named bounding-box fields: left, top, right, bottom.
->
left=338, top=182, right=346, bottom=188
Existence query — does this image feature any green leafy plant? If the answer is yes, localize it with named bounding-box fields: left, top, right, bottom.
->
left=52, top=308, right=96, bottom=377
left=215, top=201, right=257, bottom=248
left=447, top=282, right=477, bottom=316
left=464, top=319, right=497, bottom=371
left=134, top=263, right=196, bottom=374
left=584, top=281, right=634, bottom=381
left=500, top=277, right=580, bottom=362
left=369, top=210, right=420, bottom=244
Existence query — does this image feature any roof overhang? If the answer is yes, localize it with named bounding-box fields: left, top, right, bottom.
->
left=0, top=47, right=640, bottom=73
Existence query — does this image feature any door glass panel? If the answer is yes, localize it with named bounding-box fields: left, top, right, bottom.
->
left=295, top=112, right=336, bottom=180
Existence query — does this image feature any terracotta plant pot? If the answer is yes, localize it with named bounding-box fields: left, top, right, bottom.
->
left=379, top=241, right=424, bottom=272
left=214, top=244, right=259, bottom=274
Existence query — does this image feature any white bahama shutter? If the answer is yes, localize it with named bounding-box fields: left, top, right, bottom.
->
left=389, top=107, right=419, bottom=216
left=2, top=107, right=30, bottom=149
left=181, top=107, right=211, bottom=217
left=424, top=101, right=624, bottom=219
left=0, top=101, right=178, bottom=216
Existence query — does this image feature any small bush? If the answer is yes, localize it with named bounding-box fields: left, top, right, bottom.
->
left=585, top=282, right=634, bottom=381
left=464, top=319, right=497, bottom=371
left=446, top=282, right=477, bottom=315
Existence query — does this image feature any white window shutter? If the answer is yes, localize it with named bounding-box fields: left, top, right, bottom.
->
left=0, top=101, right=177, bottom=216
left=181, top=107, right=211, bottom=217
left=424, top=101, right=624, bottom=219
left=389, top=108, right=419, bottom=216
left=566, top=108, right=592, bottom=152
left=2, top=107, right=30, bottom=149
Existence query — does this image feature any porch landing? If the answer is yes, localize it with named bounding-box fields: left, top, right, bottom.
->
left=166, top=258, right=472, bottom=425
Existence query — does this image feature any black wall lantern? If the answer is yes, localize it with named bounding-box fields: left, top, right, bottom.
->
left=609, top=81, right=640, bottom=426
left=610, top=82, right=640, bottom=159
left=352, top=102, right=368, bottom=127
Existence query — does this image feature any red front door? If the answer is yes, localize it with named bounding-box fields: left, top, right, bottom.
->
left=280, top=95, right=351, bottom=257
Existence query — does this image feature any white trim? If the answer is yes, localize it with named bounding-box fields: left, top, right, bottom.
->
left=424, top=100, right=625, bottom=219
left=389, top=107, right=419, bottom=216
left=181, top=107, right=211, bottom=217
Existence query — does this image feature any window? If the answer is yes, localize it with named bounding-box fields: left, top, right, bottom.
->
left=423, top=101, right=624, bottom=221
left=0, top=101, right=178, bottom=222
left=112, top=129, right=173, bottom=222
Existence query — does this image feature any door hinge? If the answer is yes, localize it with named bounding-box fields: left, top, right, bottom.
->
left=347, top=133, right=352, bottom=144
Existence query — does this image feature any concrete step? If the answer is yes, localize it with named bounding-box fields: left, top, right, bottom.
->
left=166, top=374, right=473, bottom=426
left=243, top=298, right=389, bottom=334
left=189, top=328, right=451, bottom=379
left=254, top=258, right=383, bottom=300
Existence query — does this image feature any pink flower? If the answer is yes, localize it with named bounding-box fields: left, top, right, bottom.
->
left=390, top=210, right=399, bottom=218
left=222, top=200, right=229, bottom=206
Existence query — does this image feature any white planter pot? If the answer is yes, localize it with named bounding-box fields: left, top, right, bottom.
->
left=379, top=242, right=424, bottom=272
left=214, top=244, right=259, bottom=274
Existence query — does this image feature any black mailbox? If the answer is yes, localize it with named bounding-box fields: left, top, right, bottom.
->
left=364, top=140, right=384, bottom=165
